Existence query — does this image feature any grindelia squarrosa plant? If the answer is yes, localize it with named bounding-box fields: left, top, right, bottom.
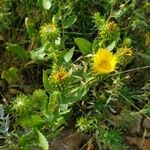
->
left=0, top=0, right=150, bottom=150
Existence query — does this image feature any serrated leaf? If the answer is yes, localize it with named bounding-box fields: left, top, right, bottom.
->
left=75, top=38, right=92, bottom=55
left=64, top=15, right=77, bottom=28
left=42, top=0, right=51, bottom=10
left=31, top=43, right=52, bottom=61
left=37, top=130, right=49, bottom=150
left=64, top=47, right=74, bottom=62
left=30, top=47, right=46, bottom=61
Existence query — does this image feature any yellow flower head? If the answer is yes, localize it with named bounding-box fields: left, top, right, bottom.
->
left=53, top=68, right=68, bottom=81
left=93, top=48, right=117, bottom=74
left=116, top=47, right=133, bottom=57
left=76, top=117, right=88, bottom=131
left=106, top=21, right=117, bottom=31
left=41, top=23, right=57, bottom=33
left=77, top=117, right=87, bottom=126
left=39, top=23, right=59, bottom=40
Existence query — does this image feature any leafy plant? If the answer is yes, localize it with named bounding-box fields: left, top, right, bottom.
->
left=0, top=0, right=150, bottom=149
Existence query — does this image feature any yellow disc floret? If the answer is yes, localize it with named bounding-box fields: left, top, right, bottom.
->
left=53, top=68, right=68, bottom=81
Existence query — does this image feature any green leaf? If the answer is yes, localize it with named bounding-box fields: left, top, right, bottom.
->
left=30, top=47, right=46, bottom=61
left=32, top=89, right=48, bottom=111
left=75, top=38, right=92, bottom=55
left=48, top=91, right=60, bottom=112
left=122, top=38, right=132, bottom=47
left=1, top=67, right=18, bottom=84
left=92, top=38, right=100, bottom=53
left=19, top=115, right=44, bottom=128
left=6, top=43, right=26, bottom=60
left=32, top=89, right=48, bottom=103
left=114, top=6, right=128, bottom=19
left=25, top=18, right=37, bottom=39
left=42, top=0, right=51, bottom=10
left=43, top=71, right=51, bottom=94
left=64, top=47, right=74, bottom=62
left=37, top=130, right=49, bottom=150
left=64, top=15, right=77, bottom=28
left=138, top=53, right=150, bottom=65
left=107, top=41, right=116, bottom=51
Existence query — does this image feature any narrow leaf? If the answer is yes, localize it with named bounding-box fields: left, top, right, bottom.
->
left=64, top=15, right=77, bottom=28
left=43, top=71, right=51, bottom=94
left=75, top=38, right=92, bottom=55
left=64, top=47, right=74, bottom=62
left=107, top=41, right=116, bottom=51
left=37, top=130, right=49, bottom=150
left=114, top=6, right=128, bottom=19
left=0, top=104, right=4, bottom=119
left=48, top=91, right=59, bottom=112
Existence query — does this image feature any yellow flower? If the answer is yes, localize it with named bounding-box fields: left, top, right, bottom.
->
left=93, top=48, right=117, bottom=74
left=53, top=68, right=68, bottom=81
left=116, top=47, right=133, bottom=57
left=41, top=23, right=57, bottom=33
